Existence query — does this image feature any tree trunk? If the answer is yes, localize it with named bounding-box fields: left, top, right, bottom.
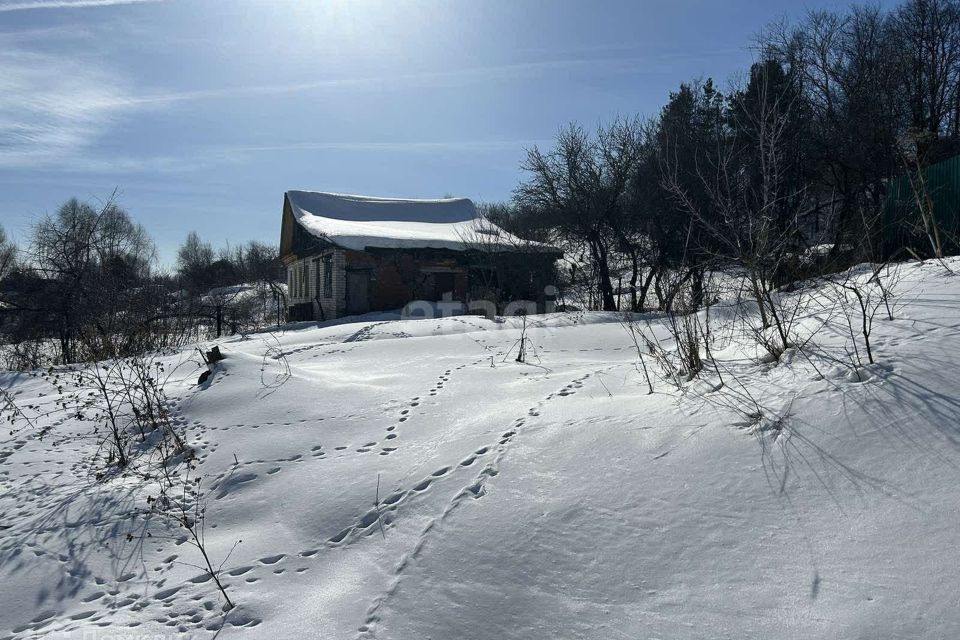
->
left=690, top=268, right=704, bottom=310
left=664, top=268, right=694, bottom=313
left=593, top=239, right=617, bottom=311
left=637, top=267, right=657, bottom=312
left=654, top=271, right=666, bottom=310
left=750, top=272, right=771, bottom=330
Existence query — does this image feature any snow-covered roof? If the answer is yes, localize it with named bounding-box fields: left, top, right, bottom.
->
left=285, top=190, right=558, bottom=253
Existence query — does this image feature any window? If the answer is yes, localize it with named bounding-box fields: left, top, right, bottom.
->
left=313, top=259, right=322, bottom=299
left=323, top=255, right=333, bottom=298
left=296, top=260, right=308, bottom=300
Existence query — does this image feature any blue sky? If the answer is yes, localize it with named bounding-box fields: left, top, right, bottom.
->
left=0, top=0, right=893, bottom=266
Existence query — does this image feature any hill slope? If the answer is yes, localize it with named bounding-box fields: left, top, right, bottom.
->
left=2, top=260, right=960, bottom=639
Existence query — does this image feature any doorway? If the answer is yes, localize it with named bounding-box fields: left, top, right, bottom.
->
left=346, top=270, right=371, bottom=315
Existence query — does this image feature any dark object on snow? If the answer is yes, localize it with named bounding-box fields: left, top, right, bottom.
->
left=196, top=345, right=223, bottom=385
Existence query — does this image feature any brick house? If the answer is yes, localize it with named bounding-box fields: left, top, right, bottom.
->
left=280, top=191, right=561, bottom=321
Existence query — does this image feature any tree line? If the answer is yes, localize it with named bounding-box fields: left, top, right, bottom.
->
left=0, top=196, right=283, bottom=369
left=495, top=0, right=960, bottom=313
left=3, top=0, right=959, bottom=365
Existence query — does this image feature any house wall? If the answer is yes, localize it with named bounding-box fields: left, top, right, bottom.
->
left=285, top=249, right=345, bottom=320
left=287, top=246, right=559, bottom=321
left=343, top=251, right=468, bottom=312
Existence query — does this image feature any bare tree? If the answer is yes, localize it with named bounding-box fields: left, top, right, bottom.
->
left=0, top=225, right=16, bottom=282
left=27, top=195, right=156, bottom=363
left=661, top=60, right=814, bottom=359
left=515, top=118, right=644, bottom=311
left=177, top=231, right=215, bottom=295
left=893, top=0, right=960, bottom=153
left=458, top=204, right=558, bottom=316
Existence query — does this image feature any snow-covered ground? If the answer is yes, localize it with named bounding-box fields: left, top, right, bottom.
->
left=3, top=260, right=960, bottom=639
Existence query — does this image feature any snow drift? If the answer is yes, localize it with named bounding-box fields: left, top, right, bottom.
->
left=2, top=259, right=960, bottom=639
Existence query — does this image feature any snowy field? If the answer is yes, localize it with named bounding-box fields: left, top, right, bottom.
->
left=3, top=259, right=960, bottom=639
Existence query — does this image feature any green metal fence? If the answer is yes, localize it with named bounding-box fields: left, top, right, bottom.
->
left=884, top=154, right=960, bottom=257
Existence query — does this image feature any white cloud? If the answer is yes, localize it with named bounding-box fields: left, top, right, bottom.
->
left=0, top=48, right=140, bottom=167
left=111, top=57, right=648, bottom=108
left=0, top=41, right=613, bottom=172
left=0, top=33, right=551, bottom=174
left=0, top=0, right=161, bottom=11
left=226, top=140, right=549, bottom=154
left=32, top=139, right=546, bottom=175
left=0, top=22, right=651, bottom=174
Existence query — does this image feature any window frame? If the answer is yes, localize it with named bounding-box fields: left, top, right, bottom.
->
left=313, top=258, right=322, bottom=299
left=323, top=254, right=333, bottom=298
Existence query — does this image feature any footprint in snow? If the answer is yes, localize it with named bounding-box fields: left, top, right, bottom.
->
left=213, top=473, right=257, bottom=499
left=258, top=554, right=285, bottom=565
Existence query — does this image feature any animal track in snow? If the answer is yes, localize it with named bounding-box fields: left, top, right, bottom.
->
left=344, top=322, right=392, bottom=343
left=325, top=458, right=478, bottom=546
left=258, top=554, right=285, bottom=565
left=212, top=472, right=257, bottom=500
left=361, top=369, right=602, bottom=633
left=350, top=370, right=595, bottom=635
left=374, top=360, right=484, bottom=451
left=546, top=373, right=591, bottom=400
